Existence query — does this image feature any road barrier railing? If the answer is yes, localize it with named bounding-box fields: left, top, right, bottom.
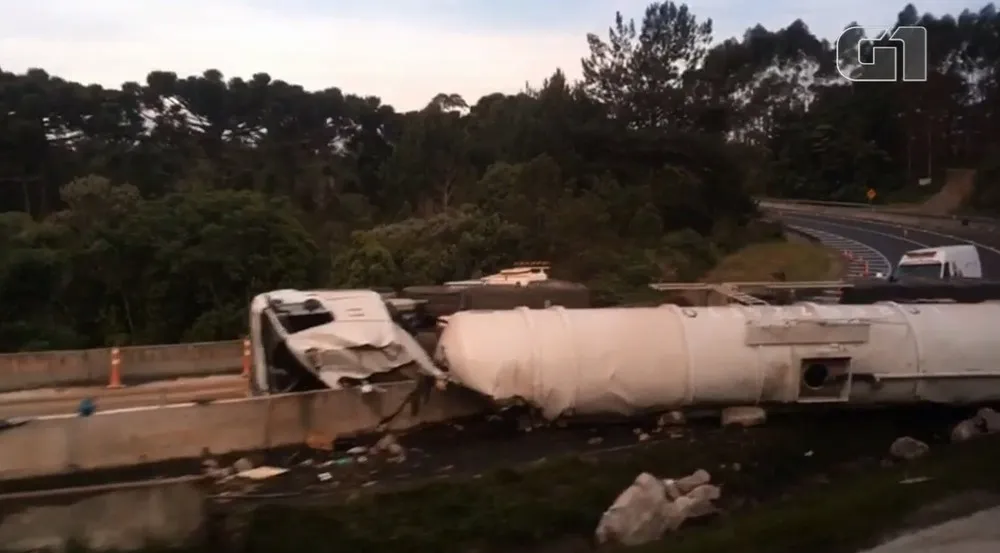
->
left=756, top=197, right=1000, bottom=228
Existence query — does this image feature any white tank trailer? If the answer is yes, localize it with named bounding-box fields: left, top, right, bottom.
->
left=434, top=302, right=1000, bottom=419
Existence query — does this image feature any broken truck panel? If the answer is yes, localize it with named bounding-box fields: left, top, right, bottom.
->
left=249, top=289, right=445, bottom=394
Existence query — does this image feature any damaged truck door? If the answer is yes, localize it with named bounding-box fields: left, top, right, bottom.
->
left=249, top=289, right=446, bottom=395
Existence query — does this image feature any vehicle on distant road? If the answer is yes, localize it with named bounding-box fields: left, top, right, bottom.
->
left=891, top=245, right=982, bottom=280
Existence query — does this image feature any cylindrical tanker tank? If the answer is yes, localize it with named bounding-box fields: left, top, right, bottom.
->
left=433, top=302, right=1000, bottom=418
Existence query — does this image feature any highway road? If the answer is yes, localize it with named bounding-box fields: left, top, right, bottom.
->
left=778, top=212, right=1000, bottom=278
left=0, top=375, right=248, bottom=419
left=861, top=504, right=1000, bottom=553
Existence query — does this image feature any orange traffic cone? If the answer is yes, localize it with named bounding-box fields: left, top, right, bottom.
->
left=241, top=338, right=251, bottom=379
left=107, top=347, right=123, bottom=389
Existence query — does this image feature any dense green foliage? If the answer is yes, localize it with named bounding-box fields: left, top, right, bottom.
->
left=1, top=2, right=998, bottom=350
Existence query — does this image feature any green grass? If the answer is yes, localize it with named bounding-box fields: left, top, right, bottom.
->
left=635, top=436, right=1000, bottom=553
left=702, top=239, right=844, bottom=283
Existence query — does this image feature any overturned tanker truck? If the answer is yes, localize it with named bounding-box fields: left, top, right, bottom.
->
left=250, top=289, right=1000, bottom=420
left=248, top=282, right=589, bottom=395
left=434, top=301, right=1000, bottom=419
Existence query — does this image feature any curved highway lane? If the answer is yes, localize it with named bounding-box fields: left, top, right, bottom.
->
left=778, top=212, right=1000, bottom=278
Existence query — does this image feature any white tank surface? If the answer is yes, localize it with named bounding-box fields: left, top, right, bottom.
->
left=434, top=302, right=1000, bottom=419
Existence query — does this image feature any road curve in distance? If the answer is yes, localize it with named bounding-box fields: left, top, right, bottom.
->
left=777, top=212, right=1000, bottom=278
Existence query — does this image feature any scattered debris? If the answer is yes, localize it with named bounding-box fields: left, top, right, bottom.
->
left=202, top=458, right=235, bottom=480
left=77, top=397, right=96, bottom=417
left=232, top=457, right=254, bottom=473
left=889, top=437, right=929, bottom=461
left=372, top=433, right=405, bottom=457
left=658, top=410, right=686, bottom=427
left=595, top=469, right=721, bottom=546
left=236, top=466, right=289, bottom=480
left=720, top=406, right=766, bottom=428
left=900, top=476, right=932, bottom=485
left=979, top=407, right=1000, bottom=432
left=306, top=431, right=334, bottom=451
left=951, top=418, right=981, bottom=443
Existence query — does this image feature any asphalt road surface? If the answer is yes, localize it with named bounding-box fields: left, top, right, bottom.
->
left=0, top=375, right=247, bottom=419
left=861, top=505, right=1000, bottom=553
left=779, top=212, right=1000, bottom=278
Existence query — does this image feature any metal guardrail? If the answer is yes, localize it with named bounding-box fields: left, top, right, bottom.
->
left=649, top=281, right=851, bottom=291
left=647, top=281, right=853, bottom=306
left=756, top=197, right=1000, bottom=225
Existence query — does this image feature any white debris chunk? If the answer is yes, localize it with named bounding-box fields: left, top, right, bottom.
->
left=658, top=411, right=686, bottom=427
left=672, top=484, right=722, bottom=519
left=596, top=469, right=721, bottom=546
left=951, top=418, right=982, bottom=443
left=720, top=406, right=766, bottom=428
left=236, top=466, right=288, bottom=480
left=674, top=469, right=711, bottom=494
left=372, top=433, right=405, bottom=456
left=596, top=473, right=673, bottom=546
left=977, top=407, right=1000, bottom=433
left=951, top=408, right=1000, bottom=443
left=889, top=437, right=929, bottom=461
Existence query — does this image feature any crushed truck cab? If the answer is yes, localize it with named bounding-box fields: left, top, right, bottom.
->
left=249, top=289, right=445, bottom=394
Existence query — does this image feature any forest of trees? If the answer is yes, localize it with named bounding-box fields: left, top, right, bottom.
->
left=1, top=2, right=998, bottom=351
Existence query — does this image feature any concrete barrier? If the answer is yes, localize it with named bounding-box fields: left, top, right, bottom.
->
left=0, top=382, right=488, bottom=481
left=0, top=476, right=206, bottom=552
left=0, top=340, right=242, bottom=393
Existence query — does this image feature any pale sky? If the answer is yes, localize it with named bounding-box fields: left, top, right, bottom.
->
left=0, top=0, right=985, bottom=111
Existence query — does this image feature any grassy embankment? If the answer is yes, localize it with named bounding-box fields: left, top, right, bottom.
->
left=609, top=230, right=845, bottom=306
left=703, top=235, right=845, bottom=282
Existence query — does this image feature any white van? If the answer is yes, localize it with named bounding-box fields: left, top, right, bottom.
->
left=893, top=245, right=982, bottom=280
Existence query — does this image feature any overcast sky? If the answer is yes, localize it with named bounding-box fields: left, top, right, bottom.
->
left=0, top=0, right=985, bottom=111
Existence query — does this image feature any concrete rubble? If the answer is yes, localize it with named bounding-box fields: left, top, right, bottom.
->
left=595, top=469, right=721, bottom=546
